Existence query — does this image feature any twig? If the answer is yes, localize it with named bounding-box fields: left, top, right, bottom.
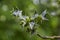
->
left=37, top=34, right=60, bottom=39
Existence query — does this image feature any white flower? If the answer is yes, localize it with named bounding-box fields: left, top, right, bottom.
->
left=12, top=10, right=19, bottom=16
left=41, top=10, right=47, bottom=17
left=34, top=14, right=39, bottom=18
left=19, top=16, right=29, bottom=21
left=29, top=22, right=35, bottom=30
left=31, top=14, right=39, bottom=20
left=22, top=16, right=26, bottom=20
left=41, top=15, right=48, bottom=20
left=18, top=10, right=22, bottom=17
left=12, top=10, right=22, bottom=17
left=41, top=10, right=48, bottom=20
left=12, top=9, right=26, bottom=20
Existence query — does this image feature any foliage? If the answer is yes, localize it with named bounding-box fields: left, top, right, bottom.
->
left=0, top=0, right=60, bottom=40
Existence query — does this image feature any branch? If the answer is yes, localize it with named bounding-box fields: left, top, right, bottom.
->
left=37, top=34, right=60, bottom=39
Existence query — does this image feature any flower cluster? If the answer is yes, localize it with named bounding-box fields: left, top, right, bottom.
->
left=12, top=8, right=48, bottom=34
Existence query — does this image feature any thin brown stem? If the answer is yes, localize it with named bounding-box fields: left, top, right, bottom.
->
left=37, top=34, right=60, bottom=39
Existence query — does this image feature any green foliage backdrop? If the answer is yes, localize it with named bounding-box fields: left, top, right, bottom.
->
left=0, top=0, right=60, bottom=40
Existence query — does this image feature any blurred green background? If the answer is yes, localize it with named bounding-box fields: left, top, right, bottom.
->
left=0, top=0, right=60, bottom=40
